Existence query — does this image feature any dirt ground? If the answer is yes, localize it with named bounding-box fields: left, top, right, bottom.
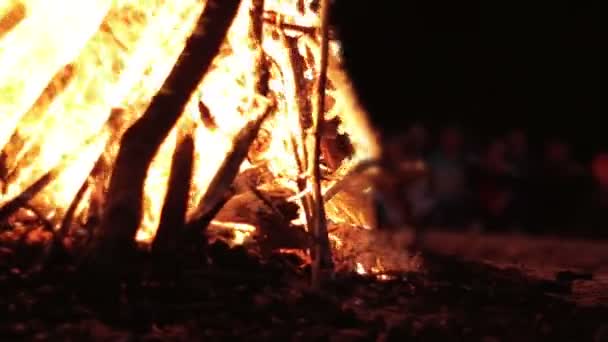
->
left=1, top=230, right=607, bottom=341
left=421, top=230, right=608, bottom=307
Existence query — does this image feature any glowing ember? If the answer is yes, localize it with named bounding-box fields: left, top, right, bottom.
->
left=210, top=220, right=257, bottom=245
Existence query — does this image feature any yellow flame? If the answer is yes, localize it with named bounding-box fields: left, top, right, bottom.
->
left=355, top=262, right=366, bottom=275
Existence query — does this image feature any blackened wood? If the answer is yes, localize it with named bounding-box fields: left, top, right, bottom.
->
left=152, top=134, right=194, bottom=256
left=86, top=0, right=242, bottom=272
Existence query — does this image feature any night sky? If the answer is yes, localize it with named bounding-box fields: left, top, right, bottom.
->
left=332, top=0, right=607, bottom=159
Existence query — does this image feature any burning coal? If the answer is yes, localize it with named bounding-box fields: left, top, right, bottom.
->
left=0, top=0, right=417, bottom=279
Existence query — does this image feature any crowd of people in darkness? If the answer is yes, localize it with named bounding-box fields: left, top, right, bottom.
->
left=384, top=123, right=608, bottom=238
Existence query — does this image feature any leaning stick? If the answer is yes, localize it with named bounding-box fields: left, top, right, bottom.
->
left=310, top=0, right=334, bottom=289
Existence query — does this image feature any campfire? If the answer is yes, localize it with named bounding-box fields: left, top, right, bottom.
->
left=0, top=0, right=418, bottom=285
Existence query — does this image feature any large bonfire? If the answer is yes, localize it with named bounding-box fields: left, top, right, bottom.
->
left=0, top=0, right=417, bottom=283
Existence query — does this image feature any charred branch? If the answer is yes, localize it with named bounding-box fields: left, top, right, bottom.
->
left=286, top=37, right=313, bottom=131
left=86, top=0, right=242, bottom=272
left=152, top=133, right=195, bottom=257
left=250, top=0, right=269, bottom=96
left=0, top=172, right=54, bottom=224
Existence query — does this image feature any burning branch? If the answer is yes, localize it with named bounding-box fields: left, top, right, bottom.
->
left=310, top=0, right=333, bottom=288
left=58, top=108, right=133, bottom=239
left=87, top=0, right=242, bottom=273
left=250, top=0, right=269, bottom=96
left=189, top=100, right=274, bottom=232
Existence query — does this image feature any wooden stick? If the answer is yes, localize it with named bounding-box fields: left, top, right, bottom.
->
left=86, top=0, right=242, bottom=272
left=310, top=0, right=333, bottom=289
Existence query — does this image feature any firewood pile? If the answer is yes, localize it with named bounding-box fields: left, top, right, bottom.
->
left=0, top=0, right=423, bottom=291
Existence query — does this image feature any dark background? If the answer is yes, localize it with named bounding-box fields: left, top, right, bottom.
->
left=332, top=0, right=607, bottom=160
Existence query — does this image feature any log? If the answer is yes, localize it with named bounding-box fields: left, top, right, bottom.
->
left=86, top=0, right=242, bottom=273
left=310, top=0, right=334, bottom=288
left=211, top=187, right=310, bottom=252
